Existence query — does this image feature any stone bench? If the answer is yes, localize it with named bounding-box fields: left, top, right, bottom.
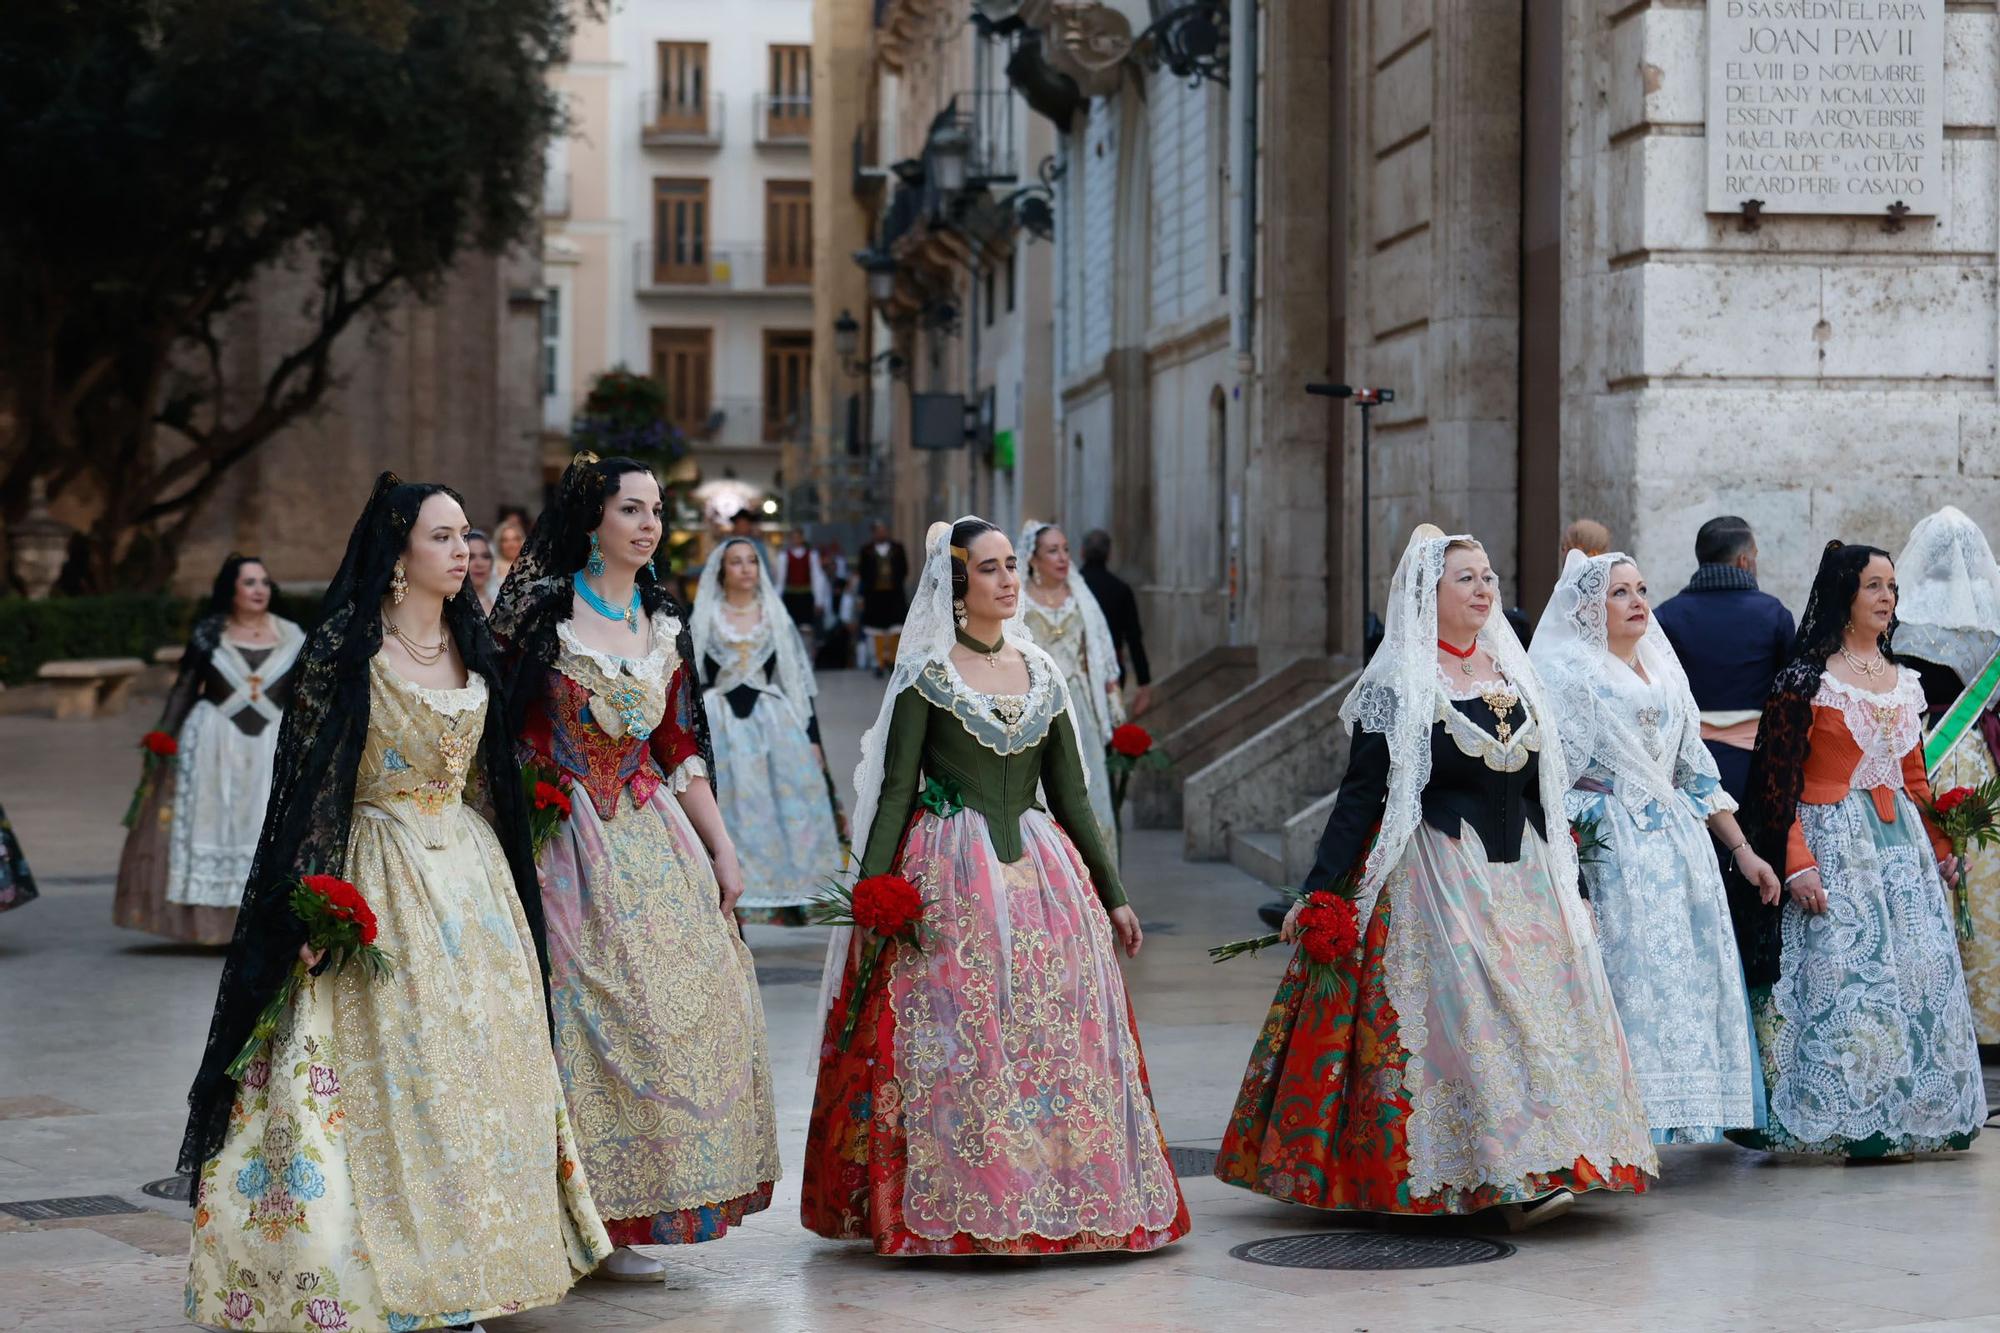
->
left=37, top=658, right=147, bottom=720
left=153, top=645, right=185, bottom=666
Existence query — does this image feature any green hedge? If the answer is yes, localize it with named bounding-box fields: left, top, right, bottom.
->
left=0, top=589, right=326, bottom=687
left=0, top=593, right=198, bottom=686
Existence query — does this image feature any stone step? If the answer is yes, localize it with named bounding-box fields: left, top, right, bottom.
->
left=1226, top=827, right=1286, bottom=886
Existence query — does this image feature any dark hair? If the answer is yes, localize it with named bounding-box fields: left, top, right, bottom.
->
left=466, top=528, right=491, bottom=548
left=1081, top=528, right=1112, bottom=564
left=207, top=553, right=268, bottom=617
left=531, top=455, right=663, bottom=581
left=732, top=508, right=757, bottom=524
left=1792, top=540, right=1897, bottom=665
left=1695, top=515, right=1755, bottom=567
left=495, top=504, right=530, bottom=528
left=949, top=518, right=1002, bottom=600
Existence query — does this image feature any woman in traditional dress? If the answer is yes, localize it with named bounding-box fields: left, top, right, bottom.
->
left=114, top=554, right=305, bottom=945
left=181, top=474, right=608, bottom=1333
left=1531, top=550, right=1777, bottom=1143
left=1728, top=541, right=1987, bottom=1158
left=1215, top=526, right=1656, bottom=1227
left=1893, top=506, right=2000, bottom=1047
left=0, top=803, right=38, bottom=914
left=494, top=455, right=778, bottom=1279
left=465, top=529, right=497, bottom=615
left=801, top=517, right=1188, bottom=1256
left=690, top=536, right=845, bottom=927
left=1017, top=521, right=1121, bottom=853
left=487, top=513, right=526, bottom=604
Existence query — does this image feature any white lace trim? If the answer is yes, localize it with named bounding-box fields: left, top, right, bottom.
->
left=668, top=756, right=708, bottom=794
left=556, top=613, right=673, bottom=682
left=370, top=657, right=488, bottom=716
left=1814, top=668, right=1924, bottom=793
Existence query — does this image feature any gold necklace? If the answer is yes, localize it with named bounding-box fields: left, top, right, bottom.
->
left=384, top=616, right=449, bottom=666
left=1839, top=643, right=1887, bottom=679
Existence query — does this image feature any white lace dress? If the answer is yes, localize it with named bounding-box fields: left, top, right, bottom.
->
left=1563, top=667, right=1759, bottom=1142
left=1744, top=668, right=1987, bottom=1156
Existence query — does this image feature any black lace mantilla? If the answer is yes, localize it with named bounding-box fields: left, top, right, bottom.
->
left=178, top=474, right=547, bottom=1177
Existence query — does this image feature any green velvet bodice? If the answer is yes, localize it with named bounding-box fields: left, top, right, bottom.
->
left=858, top=657, right=1127, bottom=910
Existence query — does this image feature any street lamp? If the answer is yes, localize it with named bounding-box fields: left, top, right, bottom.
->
left=853, top=247, right=898, bottom=305
left=925, top=112, right=972, bottom=196
left=1306, top=382, right=1397, bottom=651
left=833, top=307, right=907, bottom=379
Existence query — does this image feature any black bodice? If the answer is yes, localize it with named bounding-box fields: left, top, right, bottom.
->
left=1302, top=696, right=1546, bottom=894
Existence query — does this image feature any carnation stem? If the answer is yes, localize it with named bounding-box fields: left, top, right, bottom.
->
left=224, top=961, right=305, bottom=1080
left=837, top=936, right=889, bottom=1052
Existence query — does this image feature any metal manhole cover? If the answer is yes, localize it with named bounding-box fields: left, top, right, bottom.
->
left=1231, top=1232, right=1514, bottom=1271
left=141, top=1175, right=194, bottom=1202
left=754, top=966, right=822, bottom=987
left=1168, top=1146, right=1218, bottom=1177
left=0, top=1195, right=144, bottom=1222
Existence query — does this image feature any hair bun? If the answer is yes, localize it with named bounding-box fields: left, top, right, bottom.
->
left=926, top=520, right=952, bottom=548
left=1412, top=523, right=1446, bottom=543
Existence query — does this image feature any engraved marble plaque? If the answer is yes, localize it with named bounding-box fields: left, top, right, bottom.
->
left=1706, top=0, right=1946, bottom=218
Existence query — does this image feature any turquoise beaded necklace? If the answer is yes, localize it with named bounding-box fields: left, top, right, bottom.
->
left=572, top=570, right=641, bottom=632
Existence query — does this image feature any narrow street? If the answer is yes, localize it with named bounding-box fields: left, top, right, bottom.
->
left=3, top=672, right=1998, bottom=1332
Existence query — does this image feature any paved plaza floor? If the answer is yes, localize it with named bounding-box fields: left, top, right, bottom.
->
left=2, top=669, right=1999, bottom=1332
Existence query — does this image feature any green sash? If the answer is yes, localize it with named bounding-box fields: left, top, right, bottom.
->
left=1924, top=647, right=2000, bottom=774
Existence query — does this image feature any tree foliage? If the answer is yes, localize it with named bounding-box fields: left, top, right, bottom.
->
left=0, top=0, right=584, bottom=589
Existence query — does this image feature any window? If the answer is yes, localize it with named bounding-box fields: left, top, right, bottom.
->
left=652, top=178, right=709, bottom=284
left=762, top=330, right=812, bottom=442
left=767, top=45, right=812, bottom=139
left=983, top=266, right=995, bottom=327
left=654, top=42, right=709, bottom=133
left=1005, top=250, right=1017, bottom=313
left=540, top=288, right=561, bottom=398
left=764, top=180, right=812, bottom=286
left=649, top=327, right=713, bottom=434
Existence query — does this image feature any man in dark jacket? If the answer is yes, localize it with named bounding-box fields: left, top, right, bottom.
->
left=857, top=520, right=909, bottom=677
left=1079, top=529, right=1151, bottom=717
left=1653, top=515, right=1795, bottom=805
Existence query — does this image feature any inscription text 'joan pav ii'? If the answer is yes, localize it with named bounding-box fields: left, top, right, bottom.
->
left=1706, top=0, right=1946, bottom=218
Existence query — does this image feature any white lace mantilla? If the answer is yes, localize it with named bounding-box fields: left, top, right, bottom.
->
left=1813, top=668, right=1924, bottom=793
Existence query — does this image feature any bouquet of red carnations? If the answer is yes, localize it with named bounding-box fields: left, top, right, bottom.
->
left=1209, top=886, right=1364, bottom=999
left=1919, top=778, right=2000, bottom=941
left=1569, top=812, right=1612, bottom=868
left=1105, top=723, right=1172, bottom=859
left=809, top=872, right=928, bottom=1050
left=224, top=874, right=395, bottom=1080
left=122, top=730, right=179, bottom=829
left=521, top=761, right=575, bottom=855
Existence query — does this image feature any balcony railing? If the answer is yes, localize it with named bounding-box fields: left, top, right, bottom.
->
left=671, top=396, right=809, bottom=447
left=542, top=171, right=571, bottom=219
left=640, top=91, right=724, bottom=147
left=633, top=243, right=813, bottom=295
left=754, top=93, right=813, bottom=146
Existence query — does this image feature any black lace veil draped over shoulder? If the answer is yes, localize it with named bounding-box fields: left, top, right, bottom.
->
left=491, top=453, right=713, bottom=775
left=1736, top=540, right=1898, bottom=985
left=178, top=473, right=546, bottom=1176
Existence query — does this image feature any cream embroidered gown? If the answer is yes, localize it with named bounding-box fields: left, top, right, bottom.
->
left=1019, top=595, right=1118, bottom=852
left=186, top=660, right=608, bottom=1332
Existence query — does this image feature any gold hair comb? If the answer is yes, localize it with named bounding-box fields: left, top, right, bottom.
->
left=950, top=545, right=970, bottom=561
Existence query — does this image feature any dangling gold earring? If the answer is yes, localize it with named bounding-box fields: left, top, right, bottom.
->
left=953, top=597, right=969, bottom=629
left=390, top=560, right=409, bottom=606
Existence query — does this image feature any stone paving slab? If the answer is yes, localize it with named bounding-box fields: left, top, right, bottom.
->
left=2, top=671, right=1997, bottom=1331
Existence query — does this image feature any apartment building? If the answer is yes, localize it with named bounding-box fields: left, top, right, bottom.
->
left=543, top=0, right=817, bottom=524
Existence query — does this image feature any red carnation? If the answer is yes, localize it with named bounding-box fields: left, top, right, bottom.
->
left=1300, top=926, right=1345, bottom=965
left=1936, top=786, right=1975, bottom=816
left=533, top=780, right=573, bottom=818
left=1109, top=724, right=1153, bottom=759
left=851, top=874, right=924, bottom=936
left=141, top=730, right=178, bottom=757
left=1570, top=826, right=1583, bottom=847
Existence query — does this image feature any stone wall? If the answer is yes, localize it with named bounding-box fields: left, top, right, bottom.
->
left=1565, top=0, right=2000, bottom=611
left=171, top=250, right=546, bottom=594
left=1334, top=0, right=1527, bottom=619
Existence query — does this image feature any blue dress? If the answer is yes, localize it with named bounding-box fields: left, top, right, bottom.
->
left=1563, top=667, right=1761, bottom=1142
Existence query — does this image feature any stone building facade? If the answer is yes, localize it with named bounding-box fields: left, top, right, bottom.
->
left=823, top=0, right=2000, bottom=688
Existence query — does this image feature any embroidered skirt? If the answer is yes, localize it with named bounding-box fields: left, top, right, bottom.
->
left=708, top=691, right=844, bottom=927
left=1727, top=790, right=1986, bottom=1157
left=539, top=783, right=780, bottom=1244
left=1216, top=824, right=1657, bottom=1214
left=801, top=807, right=1188, bottom=1255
